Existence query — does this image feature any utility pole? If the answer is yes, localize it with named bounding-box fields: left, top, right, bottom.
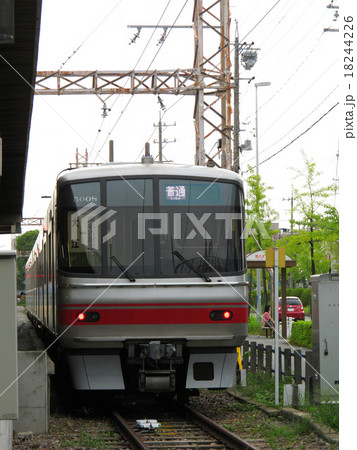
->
left=283, top=190, right=295, bottom=235
left=36, top=0, right=233, bottom=169
left=153, top=111, right=176, bottom=162
left=233, top=33, right=239, bottom=172
left=35, top=2, right=257, bottom=171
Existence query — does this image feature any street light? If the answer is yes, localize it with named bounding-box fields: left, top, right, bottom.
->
left=254, top=82, right=271, bottom=319
left=255, top=82, right=271, bottom=175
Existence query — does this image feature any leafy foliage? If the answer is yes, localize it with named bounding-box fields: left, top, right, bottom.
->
left=248, top=314, right=264, bottom=334
left=16, top=230, right=39, bottom=291
left=245, top=167, right=278, bottom=253
left=283, top=151, right=338, bottom=279
left=290, top=320, right=312, bottom=348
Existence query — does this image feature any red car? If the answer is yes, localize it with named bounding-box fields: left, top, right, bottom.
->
left=278, top=297, right=305, bottom=321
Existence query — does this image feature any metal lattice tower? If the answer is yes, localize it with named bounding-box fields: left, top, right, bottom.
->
left=35, top=0, right=232, bottom=168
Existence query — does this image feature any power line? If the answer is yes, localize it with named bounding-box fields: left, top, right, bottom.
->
left=258, top=102, right=338, bottom=167
left=241, top=0, right=282, bottom=42
left=242, top=102, right=338, bottom=173
left=250, top=7, right=330, bottom=86
left=259, top=58, right=338, bottom=137
left=242, top=85, right=339, bottom=167
left=243, top=33, right=325, bottom=122
left=256, top=0, right=297, bottom=45
left=257, top=85, right=338, bottom=158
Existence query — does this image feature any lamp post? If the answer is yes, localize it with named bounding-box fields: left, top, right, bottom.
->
left=255, top=82, right=271, bottom=175
left=254, top=81, right=271, bottom=319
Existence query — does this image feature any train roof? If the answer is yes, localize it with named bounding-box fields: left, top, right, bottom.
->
left=57, top=162, right=243, bottom=187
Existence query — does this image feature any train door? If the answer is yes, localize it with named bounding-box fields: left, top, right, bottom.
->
left=48, top=223, right=55, bottom=331
left=44, top=241, right=48, bottom=325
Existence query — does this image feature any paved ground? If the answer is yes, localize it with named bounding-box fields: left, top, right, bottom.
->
left=246, top=334, right=309, bottom=352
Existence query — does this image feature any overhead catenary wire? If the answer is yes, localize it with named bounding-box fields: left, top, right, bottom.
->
left=90, top=0, right=328, bottom=166
left=58, top=0, right=123, bottom=71
left=89, top=0, right=175, bottom=161
left=91, top=0, right=190, bottom=163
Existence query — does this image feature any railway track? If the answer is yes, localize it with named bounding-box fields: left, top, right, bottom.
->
left=112, top=403, right=259, bottom=449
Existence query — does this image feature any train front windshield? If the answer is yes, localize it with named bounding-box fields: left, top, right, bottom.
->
left=58, top=177, right=246, bottom=277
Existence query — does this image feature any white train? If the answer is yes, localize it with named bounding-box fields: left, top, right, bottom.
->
left=26, top=158, right=248, bottom=395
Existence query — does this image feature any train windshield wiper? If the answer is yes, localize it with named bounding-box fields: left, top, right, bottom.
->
left=111, top=256, right=136, bottom=282
left=172, top=250, right=211, bottom=282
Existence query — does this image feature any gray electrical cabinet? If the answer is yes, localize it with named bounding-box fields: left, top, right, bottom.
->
left=0, top=251, right=18, bottom=419
left=310, top=273, right=339, bottom=400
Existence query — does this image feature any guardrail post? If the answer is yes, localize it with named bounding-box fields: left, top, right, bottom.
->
left=279, top=346, right=282, bottom=380
left=305, top=351, right=314, bottom=401
left=242, top=341, right=249, bottom=371
left=250, top=342, right=256, bottom=373
left=266, top=345, right=273, bottom=377
left=294, top=350, right=302, bottom=384
left=284, top=348, right=292, bottom=379
left=257, top=344, right=264, bottom=371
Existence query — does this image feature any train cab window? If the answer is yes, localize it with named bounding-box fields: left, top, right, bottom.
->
left=158, top=179, right=246, bottom=276
left=58, top=182, right=102, bottom=274
left=106, top=179, right=155, bottom=277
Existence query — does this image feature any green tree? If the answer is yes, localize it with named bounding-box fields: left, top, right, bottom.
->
left=245, top=167, right=278, bottom=251
left=283, top=151, right=338, bottom=282
left=16, top=230, right=39, bottom=292
left=245, top=168, right=278, bottom=306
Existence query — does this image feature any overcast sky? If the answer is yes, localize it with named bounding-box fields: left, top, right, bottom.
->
left=2, top=0, right=355, bottom=439
left=1, top=0, right=353, bottom=243
left=20, top=0, right=343, bottom=221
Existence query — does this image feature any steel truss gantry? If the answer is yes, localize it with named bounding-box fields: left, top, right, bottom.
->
left=35, top=0, right=232, bottom=168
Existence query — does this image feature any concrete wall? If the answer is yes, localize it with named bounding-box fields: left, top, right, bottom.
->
left=13, top=308, right=54, bottom=434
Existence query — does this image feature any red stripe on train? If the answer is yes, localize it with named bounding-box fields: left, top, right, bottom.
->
left=60, top=302, right=247, bottom=308
left=59, top=307, right=248, bottom=325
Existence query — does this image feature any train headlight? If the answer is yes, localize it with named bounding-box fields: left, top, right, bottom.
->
left=209, top=310, right=233, bottom=321
left=76, top=311, right=100, bottom=322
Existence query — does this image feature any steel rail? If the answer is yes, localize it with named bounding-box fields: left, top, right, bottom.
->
left=184, top=404, right=259, bottom=450
left=112, top=409, right=151, bottom=450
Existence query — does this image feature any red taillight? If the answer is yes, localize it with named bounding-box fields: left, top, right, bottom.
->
left=210, top=310, right=233, bottom=321
left=76, top=312, right=100, bottom=322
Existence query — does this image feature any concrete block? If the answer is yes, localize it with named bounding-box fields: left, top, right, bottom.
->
left=13, top=308, right=53, bottom=434
left=283, top=384, right=305, bottom=407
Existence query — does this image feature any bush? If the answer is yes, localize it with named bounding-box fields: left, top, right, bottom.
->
left=301, top=289, right=311, bottom=307
left=248, top=315, right=263, bottom=334
left=290, top=320, right=312, bottom=348
left=286, top=288, right=305, bottom=299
